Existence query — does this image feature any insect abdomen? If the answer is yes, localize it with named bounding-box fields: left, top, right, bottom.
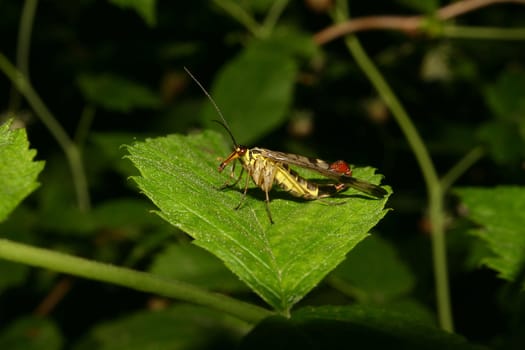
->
left=274, top=165, right=345, bottom=200
left=273, top=166, right=319, bottom=199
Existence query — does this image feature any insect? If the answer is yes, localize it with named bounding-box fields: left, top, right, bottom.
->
left=184, top=67, right=387, bottom=224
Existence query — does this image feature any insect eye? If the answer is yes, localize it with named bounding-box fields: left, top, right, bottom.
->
left=237, top=146, right=247, bottom=155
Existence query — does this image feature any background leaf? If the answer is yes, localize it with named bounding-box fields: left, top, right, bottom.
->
left=77, top=73, right=161, bottom=113
left=149, top=243, right=249, bottom=292
left=476, top=120, right=525, bottom=164
left=455, top=186, right=525, bottom=284
left=107, top=0, right=157, bottom=26
left=478, top=70, right=525, bottom=164
left=127, top=130, right=390, bottom=312
left=329, top=235, right=415, bottom=303
left=239, top=305, right=484, bottom=350
left=485, top=70, right=525, bottom=122
left=73, top=305, right=247, bottom=350
left=200, top=44, right=297, bottom=144
left=0, top=120, right=44, bottom=223
left=0, top=316, right=63, bottom=350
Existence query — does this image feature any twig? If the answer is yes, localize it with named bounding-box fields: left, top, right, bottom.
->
left=314, top=0, right=525, bottom=45
left=437, top=0, right=525, bottom=20
left=8, top=0, right=39, bottom=113
left=34, top=277, right=74, bottom=316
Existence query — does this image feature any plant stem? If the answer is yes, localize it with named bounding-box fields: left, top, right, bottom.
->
left=441, top=25, right=525, bottom=40
left=74, top=105, right=96, bottom=149
left=16, top=0, right=38, bottom=77
left=0, top=53, right=91, bottom=211
left=327, top=276, right=370, bottom=303
left=441, top=147, right=485, bottom=191
left=213, top=0, right=262, bottom=37
left=260, top=0, right=289, bottom=37
left=345, top=36, right=453, bottom=331
left=0, top=239, right=273, bottom=323
left=8, top=0, right=39, bottom=112
left=333, top=1, right=453, bottom=332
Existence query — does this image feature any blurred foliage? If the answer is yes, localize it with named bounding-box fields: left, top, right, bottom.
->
left=329, top=235, right=415, bottom=303
left=455, top=187, right=525, bottom=284
left=73, top=304, right=248, bottom=350
left=240, top=305, right=486, bottom=350
left=1, top=0, right=525, bottom=349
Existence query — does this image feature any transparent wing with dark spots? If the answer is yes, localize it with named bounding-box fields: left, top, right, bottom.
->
left=256, top=148, right=387, bottom=198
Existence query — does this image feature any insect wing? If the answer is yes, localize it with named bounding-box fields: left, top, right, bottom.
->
left=256, top=148, right=345, bottom=179
left=257, top=148, right=387, bottom=198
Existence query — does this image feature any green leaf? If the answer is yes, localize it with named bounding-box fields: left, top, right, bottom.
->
left=107, top=0, right=156, bottom=26
left=455, top=186, right=525, bottom=283
left=485, top=70, right=525, bottom=123
left=127, top=130, right=390, bottom=311
left=242, top=0, right=275, bottom=14
left=240, top=305, right=484, bottom=350
left=149, top=243, right=249, bottom=293
left=89, top=132, right=140, bottom=177
left=77, top=73, right=161, bottom=113
left=251, top=27, right=319, bottom=60
left=479, top=70, right=525, bottom=164
left=0, top=120, right=44, bottom=223
left=0, top=316, right=63, bottom=350
left=35, top=159, right=94, bottom=235
left=385, top=299, right=437, bottom=327
left=330, top=235, right=415, bottom=303
left=73, top=305, right=247, bottom=350
left=91, top=198, right=157, bottom=237
left=200, top=45, right=297, bottom=144
left=477, top=120, right=525, bottom=164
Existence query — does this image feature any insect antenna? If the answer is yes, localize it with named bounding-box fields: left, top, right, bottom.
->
left=183, top=67, right=238, bottom=147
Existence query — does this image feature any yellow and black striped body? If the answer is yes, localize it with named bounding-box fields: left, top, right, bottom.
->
left=240, top=148, right=345, bottom=200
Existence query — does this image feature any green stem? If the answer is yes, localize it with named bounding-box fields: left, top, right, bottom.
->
left=213, top=0, right=262, bottom=37
left=260, top=0, right=289, bottom=37
left=74, top=105, right=96, bottom=149
left=442, top=25, right=525, bottom=40
left=16, top=0, right=38, bottom=77
left=0, top=53, right=91, bottom=211
left=8, top=0, right=39, bottom=112
left=441, top=147, right=485, bottom=191
left=327, top=276, right=370, bottom=303
left=333, top=1, right=453, bottom=332
left=0, top=239, right=273, bottom=323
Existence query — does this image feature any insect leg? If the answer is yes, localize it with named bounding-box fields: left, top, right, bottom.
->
left=229, top=161, right=237, bottom=179
left=234, top=170, right=251, bottom=211
left=264, top=190, right=274, bottom=224
left=219, top=165, right=244, bottom=190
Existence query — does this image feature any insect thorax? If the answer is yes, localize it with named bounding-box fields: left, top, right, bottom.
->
left=242, top=149, right=278, bottom=193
